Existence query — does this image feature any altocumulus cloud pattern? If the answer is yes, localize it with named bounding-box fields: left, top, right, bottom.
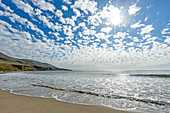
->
left=0, top=0, right=169, bottom=70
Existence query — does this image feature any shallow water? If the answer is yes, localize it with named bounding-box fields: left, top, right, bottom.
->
left=0, top=70, right=170, bottom=113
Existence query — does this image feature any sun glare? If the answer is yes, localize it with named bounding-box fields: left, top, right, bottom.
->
left=100, top=5, right=122, bottom=26
left=110, top=13, right=121, bottom=25
left=103, top=5, right=122, bottom=26
left=110, top=8, right=122, bottom=25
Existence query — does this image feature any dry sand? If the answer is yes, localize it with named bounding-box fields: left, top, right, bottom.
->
left=0, top=89, right=141, bottom=113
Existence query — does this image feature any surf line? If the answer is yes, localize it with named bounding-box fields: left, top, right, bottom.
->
left=31, top=84, right=170, bottom=106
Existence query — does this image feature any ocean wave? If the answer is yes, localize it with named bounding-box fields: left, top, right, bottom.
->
left=31, top=84, right=170, bottom=107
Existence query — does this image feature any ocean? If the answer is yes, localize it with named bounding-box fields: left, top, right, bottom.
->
left=0, top=70, right=170, bottom=113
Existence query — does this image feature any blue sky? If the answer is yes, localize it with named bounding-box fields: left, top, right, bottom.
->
left=0, top=0, right=169, bottom=70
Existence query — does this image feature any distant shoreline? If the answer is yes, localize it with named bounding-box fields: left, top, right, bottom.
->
left=130, top=73, right=170, bottom=77
left=0, top=69, right=71, bottom=74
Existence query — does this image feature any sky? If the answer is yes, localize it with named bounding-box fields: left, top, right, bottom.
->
left=0, top=0, right=169, bottom=70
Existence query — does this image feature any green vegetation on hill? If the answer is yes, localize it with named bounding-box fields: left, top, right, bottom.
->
left=0, top=52, right=71, bottom=73
left=0, top=63, right=21, bottom=71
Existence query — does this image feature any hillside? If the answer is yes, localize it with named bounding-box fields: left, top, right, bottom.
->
left=0, top=52, right=71, bottom=72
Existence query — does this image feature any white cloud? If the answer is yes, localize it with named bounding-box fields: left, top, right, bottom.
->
left=59, top=17, right=66, bottom=24
left=64, top=40, right=71, bottom=44
left=55, top=10, right=63, bottom=17
left=162, top=28, right=170, bottom=34
left=114, top=32, right=129, bottom=39
left=78, top=32, right=83, bottom=38
left=82, top=36, right=90, bottom=40
left=164, top=36, right=170, bottom=44
left=38, top=15, right=54, bottom=28
left=128, top=3, right=141, bottom=15
left=35, top=9, right=42, bottom=15
left=91, top=26, right=95, bottom=29
left=73, top=26, right=79, bottom=31
left=83, top=28, right=96, bottom=36
left=0, top=20, right=18, bottom=33
left=95, top=33, right=110, bottom=40
left=27, top=21, right=45, bottom=36
left=131, top=20, right=145, bottom=29
left=12, top=0, right=34, bottom=16
left=63, top=0, right=72, bottom=5
left=0, top=24, right=13, bottom=37
left=140, top=25, right=154, bottom=35
left=147, top=36, right=157, bottom=42
left=95, top=33, right=105, bottom=39
left=71, top=16, right=77, bottom=21
left=0, top=10, right=4, bottom=16
left=72, top=8, right=81, bottom=18
left=133, top=37, right=139, bottom=42
left=143, top=34, right=151, bottom=40
left=101, top=43, right=108, bottom=48
left=65, top=17, right=75, bottom=26
left=88, top=14, right=102, bottom=26
left=78, top=22, right=86, bottom=28
left=63, top=25, right=74, bottom=37
left=126, top=42, right=134, bottom=46
left=52, top=22, right=62, bottom=31
left=0, top=10, right=45, bottom=36
left=71, top=0, right=98, bottom=15
left=101, top=27, right=112, bottom=34
left=31, top=0, right=55, bottom=12
left=144, top=17, right=148, bottom=21
left=147, top=4, right=152, bottom=9
left=0, top=23, right=32, bottom=42
left=62, top=5, right=68, bottom=11
left=0, top=3, right=14, bottom=12
left=52, top=32, right=59, bottom=38
left=38, top=15, right=48, bottom=23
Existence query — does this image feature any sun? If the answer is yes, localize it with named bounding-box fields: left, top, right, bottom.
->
left=109, top=8, right=122, bottom=25
left=100, top=5, right=123, bottom=26
left=110, top=12, right=121, bottom=25
left=103, top=5, right=122, bottom=26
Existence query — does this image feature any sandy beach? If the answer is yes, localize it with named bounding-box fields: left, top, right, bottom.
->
left=0, top=89, right=141, bottom=113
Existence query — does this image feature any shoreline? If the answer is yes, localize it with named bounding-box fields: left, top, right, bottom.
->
left=0, top=89, right=143, bottom=113
left=0, top=70, right=24, bottom=74
left=0, top=69, right=71, bottom=74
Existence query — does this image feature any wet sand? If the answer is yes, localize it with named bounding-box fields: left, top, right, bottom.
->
left=0, top=89, right=142, bottom=113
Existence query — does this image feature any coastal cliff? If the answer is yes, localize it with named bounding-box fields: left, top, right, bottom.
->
left=0, top=52, right=71, bottom=73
